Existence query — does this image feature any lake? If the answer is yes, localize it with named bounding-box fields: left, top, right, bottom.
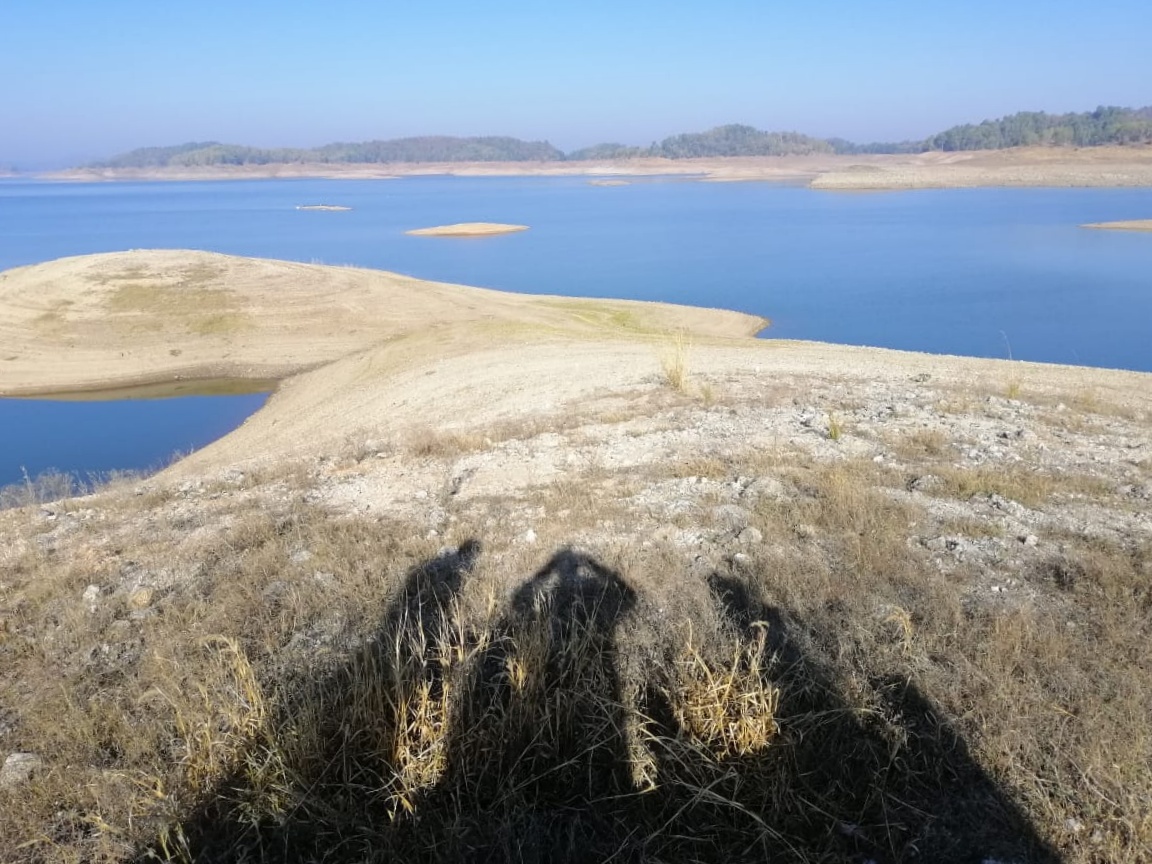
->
left=0, top=391, right=268, bottom=490
left=1, top=176, right=1150, bottom=485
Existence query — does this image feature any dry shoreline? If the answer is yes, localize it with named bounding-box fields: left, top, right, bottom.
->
left=2, top=250, right=1149, bottom=477
left=38, top=146, right=1152, bottom=189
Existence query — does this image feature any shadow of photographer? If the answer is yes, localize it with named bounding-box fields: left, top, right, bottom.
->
left=640, top=570, right=1061, bottom=864
left=140, top=543, right=1058, bottom=864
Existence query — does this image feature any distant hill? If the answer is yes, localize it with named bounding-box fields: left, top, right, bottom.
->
left=94, top=136, right=565, bottom=169
left=91, top=106, right=1152, bottom=168
left=925, top=106, right=1152, bottom=151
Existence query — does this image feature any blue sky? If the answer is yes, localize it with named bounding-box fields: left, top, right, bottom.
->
left=3, top=0, right=1150, bottom=167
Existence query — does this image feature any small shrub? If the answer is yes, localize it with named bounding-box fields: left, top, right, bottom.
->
left=660, top=329, right=691, bottom=393
left=827, top=411, right=843, bottom=441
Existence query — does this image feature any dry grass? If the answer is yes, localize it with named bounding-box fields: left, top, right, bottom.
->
left=660, top=329, right=691, bottom=393
left=826, top=410, right=844, bottom=441
left=1, top=427, right=1149, bottom=862
left=889, top=426, right=951, bottom=459
left=187, top=312, right=250, bottom=336
left=919, top=464, right=1115, bottom=508
left=0, top=468, right=147, bottom=511
left=106, top=283, right=234, bottom=316
left=403, top=427, right=487, bottom=458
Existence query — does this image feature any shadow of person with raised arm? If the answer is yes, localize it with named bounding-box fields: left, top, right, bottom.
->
left=139, top=543, right=1059, bottom=864
left=636, top=569, right=1060, bottom=863
left=396, top=547, right=639, bottom=863
left=141, top=540, right=482, bottom=863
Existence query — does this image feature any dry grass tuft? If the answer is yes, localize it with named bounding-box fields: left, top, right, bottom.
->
left=890, top=426, right=951, bottom=458
left=404, top=427, right=486, bottom=458
left=660, top=329, right=691, bottom=393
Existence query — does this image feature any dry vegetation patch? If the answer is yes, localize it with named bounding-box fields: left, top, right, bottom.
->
left=3, top=366, right=1150, bottom=863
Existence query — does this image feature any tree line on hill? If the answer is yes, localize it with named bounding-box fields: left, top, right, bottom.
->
left=91, top=106, right=1152, bottom=168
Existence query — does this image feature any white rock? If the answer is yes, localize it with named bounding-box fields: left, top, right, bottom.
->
left=737, top=527, right=763, bottom=546
left=82, top=584, right=101, bottom=612
left=0, top=753, right=43, bottom=788
left=742, top=476, right=785, bottom=501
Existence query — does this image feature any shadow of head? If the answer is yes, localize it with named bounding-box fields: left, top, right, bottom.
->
left=511, top=547, right=636, bottom=634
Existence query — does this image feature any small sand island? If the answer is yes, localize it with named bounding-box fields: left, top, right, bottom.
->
left=405, top=222, right=529, bottom=237
left=1081, top=219, right=1152, bottom=232
left=296, top=204, right=352, bottom=211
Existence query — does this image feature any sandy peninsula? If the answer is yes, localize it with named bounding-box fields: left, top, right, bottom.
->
left=1081, top=219, right=1152, bottom=232
left=405, top=222, right=529, bottom=237
left=0, top=249, right=757, bottom=403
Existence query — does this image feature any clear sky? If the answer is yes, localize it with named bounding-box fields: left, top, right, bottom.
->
left=3, top=0, right=1150, bottom=168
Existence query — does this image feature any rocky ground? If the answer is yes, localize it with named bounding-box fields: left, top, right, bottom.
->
left=17, top=357, right=1148, bottom=627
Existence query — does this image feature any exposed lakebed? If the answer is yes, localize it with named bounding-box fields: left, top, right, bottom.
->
left=1, top=176, right=1150, bottom=481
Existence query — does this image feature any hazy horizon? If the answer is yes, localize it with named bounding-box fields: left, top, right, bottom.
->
left=4, top=0, right=1151, bottom=169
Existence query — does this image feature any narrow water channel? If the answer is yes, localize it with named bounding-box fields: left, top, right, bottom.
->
left=0, top=385, right=270, bottom=491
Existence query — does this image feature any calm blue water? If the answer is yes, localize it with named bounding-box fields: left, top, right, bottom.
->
left=1, top=176, right=1150, bottom=485
left=0, top=393, right=267, bottom=488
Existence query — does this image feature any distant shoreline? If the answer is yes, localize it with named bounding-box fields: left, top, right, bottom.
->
left=1081, top=219, right=1152, bottom=232
left=35, top=146, right=1152, bottom=189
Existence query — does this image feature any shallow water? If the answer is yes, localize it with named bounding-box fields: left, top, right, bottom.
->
left=0, top=176, right=1149, bottom=480
left=0, top=392, right=268, bottom=489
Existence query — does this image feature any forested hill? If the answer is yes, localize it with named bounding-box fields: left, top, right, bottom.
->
left=94, top=136, right=566, bottom=168
left=93, top=106, right=1152, bottom=168
left=925, top=106, right=1152, bottom=150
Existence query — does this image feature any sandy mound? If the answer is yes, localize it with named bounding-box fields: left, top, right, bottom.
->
left=406, top=223, right=529, bottom=237
left=1082, top=219, right=1152, bottom=232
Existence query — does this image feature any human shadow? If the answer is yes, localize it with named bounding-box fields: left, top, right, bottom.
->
left=634, top=570, right=1061, bottom=863
left=139, top=547, right=1059, bottom=864
left=138, top=543, right=641, bottom=864
left=144, top=540, right=482, bottom=862
left=397, top=548, right=639, bottom=862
